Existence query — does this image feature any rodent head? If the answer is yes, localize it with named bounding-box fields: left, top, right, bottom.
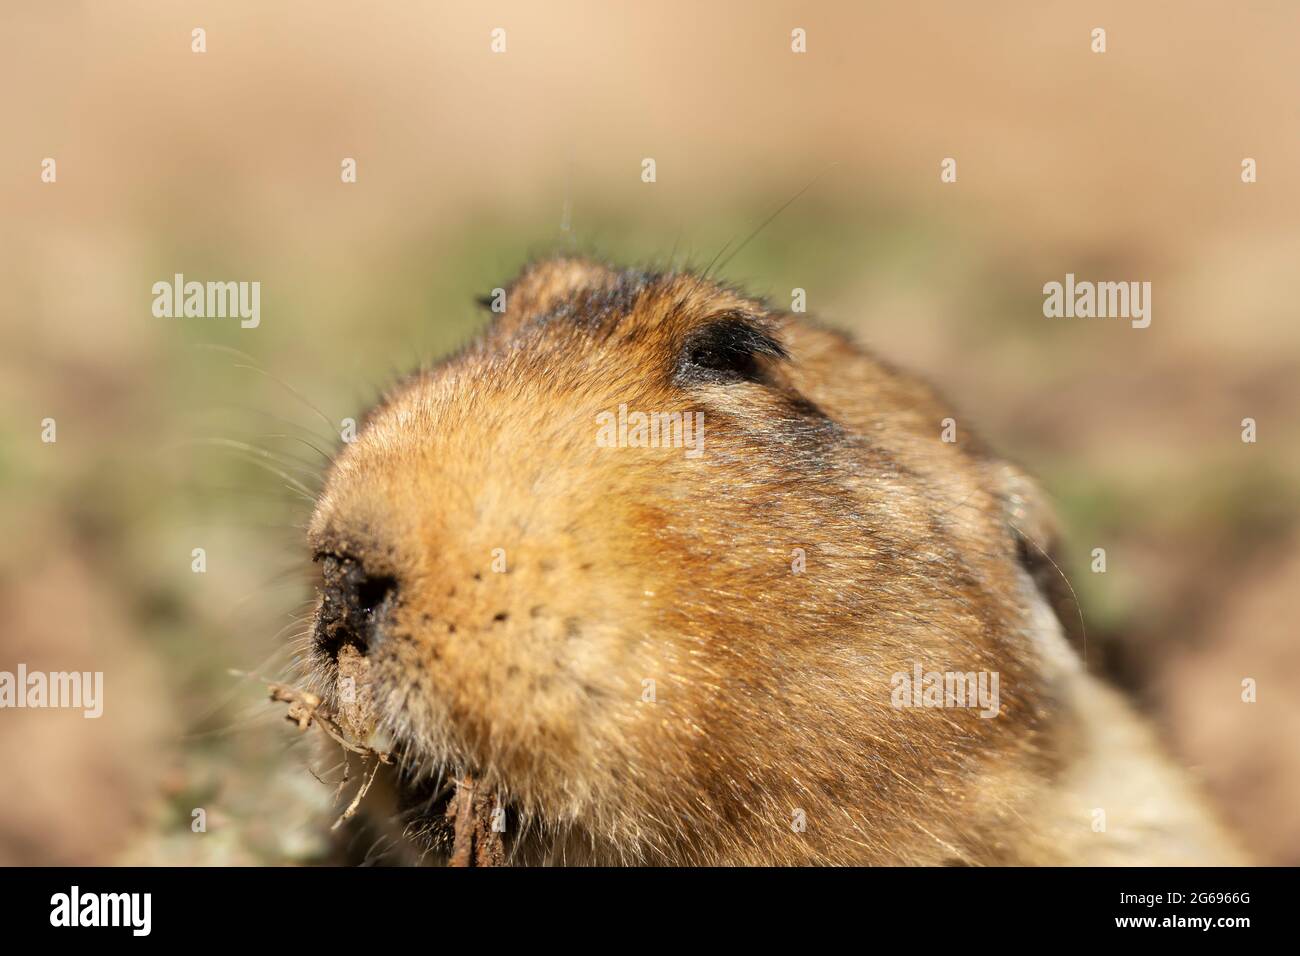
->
left=306, top=258, right=1065, bottom=864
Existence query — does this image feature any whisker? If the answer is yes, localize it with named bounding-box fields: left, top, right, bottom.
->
left=707, top=162, right=839, bottom=279
left=259, top=433, right=333, bottom=464
left=181, top=703, right=283, bottom=742
left=1009, top=521, right=1090, bottom=666
left=197, top=401, right=337, bottom=448
left=184, top=437, right=323, bottom=481
left=177, top=438, right=320, bottom=500
left=183, top=644, right=303, bottom=731
left=187, top=343, right=338, bottom=435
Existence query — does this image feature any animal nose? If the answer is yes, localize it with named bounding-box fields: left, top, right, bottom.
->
left=314, top=554, right=397, bottom=660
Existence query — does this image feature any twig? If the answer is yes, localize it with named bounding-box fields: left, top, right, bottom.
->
left=265, top=681, right=392, bottom=764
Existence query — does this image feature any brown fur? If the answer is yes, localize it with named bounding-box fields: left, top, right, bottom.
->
left=305, top=258, right=1241, bottom=865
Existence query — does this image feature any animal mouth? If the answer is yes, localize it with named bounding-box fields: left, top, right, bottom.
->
left=304, top=552, right=520, bottom=864
left=271, top=665, right=515, bottom=865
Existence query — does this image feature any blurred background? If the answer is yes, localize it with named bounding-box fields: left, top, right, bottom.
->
left=1, top=1, right=1296, bottom=864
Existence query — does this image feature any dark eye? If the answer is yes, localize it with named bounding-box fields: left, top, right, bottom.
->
left=677, top=314, right=787, bottom=384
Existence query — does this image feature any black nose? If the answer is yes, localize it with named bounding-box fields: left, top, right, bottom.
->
left=314, top=554, right=397, bottom=660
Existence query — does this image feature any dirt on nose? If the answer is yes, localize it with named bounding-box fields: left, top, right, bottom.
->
left=335, top=644, right=376, bottom=742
